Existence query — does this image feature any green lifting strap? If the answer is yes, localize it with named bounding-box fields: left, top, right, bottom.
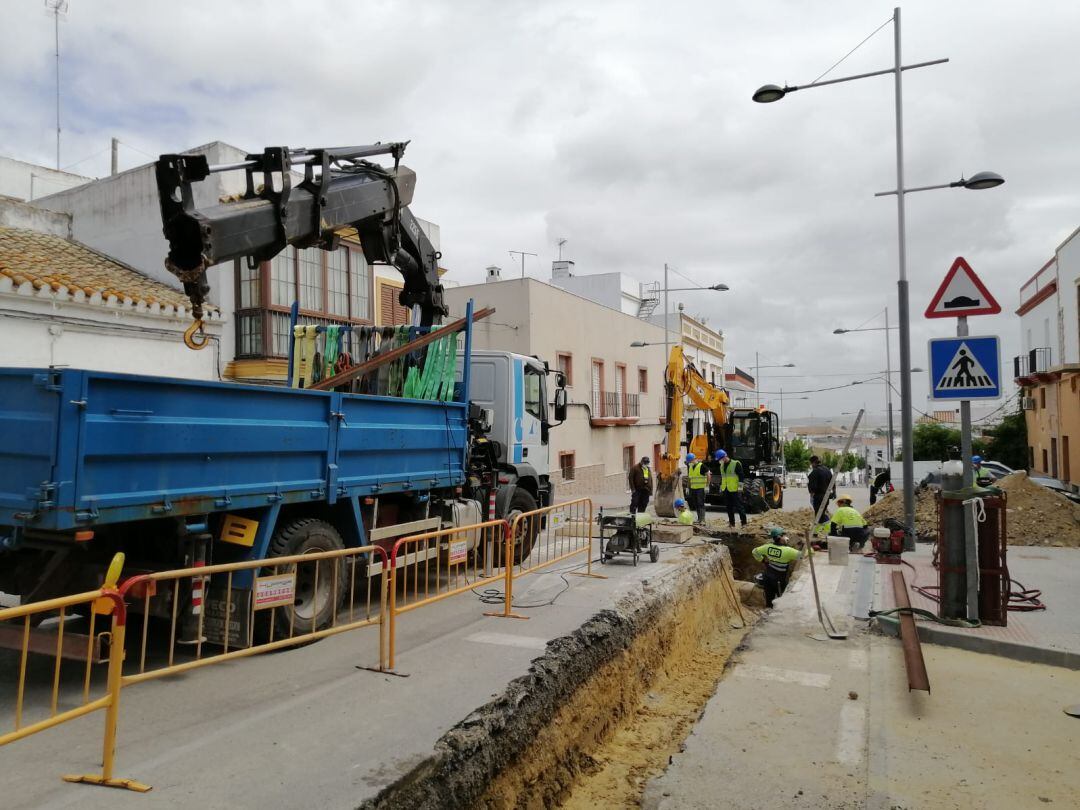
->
left=439, top=331, right=459, bottom=401
left=323, top=326, right=341, bottom=380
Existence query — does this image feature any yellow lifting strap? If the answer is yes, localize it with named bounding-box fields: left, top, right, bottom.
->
left=291, top=325, right=319, bottom=388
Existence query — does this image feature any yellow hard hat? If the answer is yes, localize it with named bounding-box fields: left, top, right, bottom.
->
left=836, top=494, right=853, bottom=505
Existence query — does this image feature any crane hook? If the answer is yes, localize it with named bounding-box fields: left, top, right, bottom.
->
left=183, top=319, right=211, bottom=351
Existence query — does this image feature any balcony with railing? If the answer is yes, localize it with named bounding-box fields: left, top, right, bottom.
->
left=1014, top=347, right=1052, bottom=383
left=589, top=390, right=640, bottom=424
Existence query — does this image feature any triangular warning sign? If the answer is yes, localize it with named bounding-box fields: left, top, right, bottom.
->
left=935, top=341, right=995, bottom=391
left=925, top=257, right=1001, bottom=318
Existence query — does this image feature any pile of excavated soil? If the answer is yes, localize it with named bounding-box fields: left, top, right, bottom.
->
left=864, top=489, right=939, bottom=539
left=859, top=472, right=1080, bottom=547
left=997, top=472, right=1080, bottom=547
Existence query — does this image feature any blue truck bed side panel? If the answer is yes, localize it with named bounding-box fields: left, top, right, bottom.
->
left=0, top=368, right=468, bottom=531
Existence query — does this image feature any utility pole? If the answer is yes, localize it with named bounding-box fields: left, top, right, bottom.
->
left=509, top=250, right=536, bottom=279
left=111, top=137, right=119, bottom=176
left=46, top=1, right=69, bottom=170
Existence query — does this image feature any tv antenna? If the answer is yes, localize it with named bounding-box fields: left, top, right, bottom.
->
left=556, top=238, right=568, bottom=260
left=45, top=0, right=69, bottom=170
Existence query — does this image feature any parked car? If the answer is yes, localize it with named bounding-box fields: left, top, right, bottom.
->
left=1028, top=475, right=1080, bottom=505
left=978, top=460, right=1013, bottom=479
left=786, top=472, right=808, bottom=488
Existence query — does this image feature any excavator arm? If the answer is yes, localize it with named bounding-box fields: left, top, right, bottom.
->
left=154, top=143, right=447, bottom=326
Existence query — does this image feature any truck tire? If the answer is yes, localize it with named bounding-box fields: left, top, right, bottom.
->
left=765, top=479, right=784, bottom=510
left=502, top=488, right=539, bottom=566
left=267, top=519, right=345, bottom=637
left=743, top=479, right=769, bottom=514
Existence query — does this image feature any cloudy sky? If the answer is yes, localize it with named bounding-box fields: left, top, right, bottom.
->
left=3, top=0, right=1078, bottom=420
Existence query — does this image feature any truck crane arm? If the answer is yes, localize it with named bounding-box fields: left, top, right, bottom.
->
left=154, top=143, right=447, bottom=327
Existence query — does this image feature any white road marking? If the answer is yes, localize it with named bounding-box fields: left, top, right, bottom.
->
left=835, top=701, right=867, bottom=765
left=848, top=648, right=869, bottom=671
left=734, top=663, right=831, bottom=689
left=465, top=631, right=549, bottom=651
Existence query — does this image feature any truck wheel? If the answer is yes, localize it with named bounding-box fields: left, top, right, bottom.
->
left=765, top=479, right=784, bottom=510
left=267, top=519, right=344, bottom=637
left=743, top=479, right=769, bottom=514
left=503, top=488, right=539, bottom=566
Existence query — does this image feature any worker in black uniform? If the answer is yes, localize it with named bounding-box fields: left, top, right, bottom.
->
left=807, top=455, right=833, bottom=522
left=628, top=456, right=654, bottom=514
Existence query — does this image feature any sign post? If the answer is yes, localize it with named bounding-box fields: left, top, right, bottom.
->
left=926, top=257, right=1002, bottom=622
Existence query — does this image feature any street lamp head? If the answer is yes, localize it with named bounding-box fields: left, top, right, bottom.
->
left=782, top=363, right=795, bottom=368
left=833, top=328, right=848, bottom=335
left=710, top=283, right=730, bottom=291
left=752, top=84, right=788, bottom=103
left=630, top=341, right=647, bottom=348
left=961, top=171, right=1005, bottom=190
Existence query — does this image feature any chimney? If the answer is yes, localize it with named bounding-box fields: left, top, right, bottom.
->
left=485, top=265, right=502, bottom=283
left=551, top=259, right=574, bottom=280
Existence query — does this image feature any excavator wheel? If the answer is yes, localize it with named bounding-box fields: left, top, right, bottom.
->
left=743, top=478, right=769, bottom=514
left=764, top=478, right=783, bottom=510
left=654, top=471, right=683, bottom=518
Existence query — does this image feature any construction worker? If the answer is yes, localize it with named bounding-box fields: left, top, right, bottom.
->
left=715, top=449, right=746, bottom=528
left=685, top=453, right=710, bottom=524
left=830, top=494, right=869, bottom=552
left=971, top=455, right=993, bottom=486
left=674, top=498, right=694, bottom=525
left=628, top=456, right=654, bottom=514
left=807, top=455, right=833, bottom=522
left=752, top=527, right=803, bottom=608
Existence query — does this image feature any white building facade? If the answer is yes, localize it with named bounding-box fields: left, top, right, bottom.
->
left=444, top=278, right=669, bottom=500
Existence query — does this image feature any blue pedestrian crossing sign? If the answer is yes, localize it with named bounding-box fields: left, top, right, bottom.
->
left=928, top=336, right=1001, bottom=400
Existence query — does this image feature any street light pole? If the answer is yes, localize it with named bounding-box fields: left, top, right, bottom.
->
left=885, top=306, right=895, bottom=460
left=891, top=7, right=919, bottom=550
left=664, top=262, right=670, bottom=377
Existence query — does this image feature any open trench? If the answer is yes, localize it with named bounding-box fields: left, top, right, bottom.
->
left=360, top=539, right=766, bottom=810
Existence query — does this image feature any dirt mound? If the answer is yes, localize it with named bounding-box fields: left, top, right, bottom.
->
left=864, top=489, right=939, bottom=539
left=859, top=472, right=1080, bottom=547
left=997, top=472, right=1080, bottom=547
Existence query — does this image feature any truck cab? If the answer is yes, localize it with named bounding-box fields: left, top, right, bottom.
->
left=461, top=351, right=565, bottom=509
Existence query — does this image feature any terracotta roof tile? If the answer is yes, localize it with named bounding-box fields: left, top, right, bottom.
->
left=0, top=227, right=210, bottom=313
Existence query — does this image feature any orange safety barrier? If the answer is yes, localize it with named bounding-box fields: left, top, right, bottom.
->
left=117, top=544, right=389, bottom=687
left=0, top=586, right=149, bottom=792
left=489, top=498, right=605, bottom=618
left=387, top=519, right=510, bottom=669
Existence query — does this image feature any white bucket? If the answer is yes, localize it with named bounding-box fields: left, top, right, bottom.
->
left=827, top=536, right=850, bottom=566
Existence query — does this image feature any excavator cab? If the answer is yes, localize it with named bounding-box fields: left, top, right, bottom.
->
left=714, top=408, right=784, bottom=511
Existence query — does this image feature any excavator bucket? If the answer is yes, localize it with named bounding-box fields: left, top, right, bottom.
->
left=654, top=471, right=684, bottom=517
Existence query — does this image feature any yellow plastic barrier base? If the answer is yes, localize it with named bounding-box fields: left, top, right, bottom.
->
left=62, top=773, right=152, bottom=793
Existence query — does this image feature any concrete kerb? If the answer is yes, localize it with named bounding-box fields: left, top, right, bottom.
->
left=873, top=615, right=1080, bottom=671
left=358, top=542, right=741, bottom=810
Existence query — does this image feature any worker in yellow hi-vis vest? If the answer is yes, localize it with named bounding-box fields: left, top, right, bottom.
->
left=714, top=449, right=747, bottom=528
left=685, top=453, right=711, bottom=524
left=752, top=527, right=804, bottom=607
left=628, top=456, right=654, bottom=514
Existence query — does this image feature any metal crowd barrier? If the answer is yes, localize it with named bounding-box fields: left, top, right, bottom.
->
left=490, top=497, right=604, bottom=618
left=0, top=586, right=149, bottom=792
left=117, top=544, right=389, bottom=686
left=387, top=519, right=510, bottom=669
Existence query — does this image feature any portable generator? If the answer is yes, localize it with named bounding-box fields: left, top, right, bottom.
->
left=598, top=510, right=660, bottom=566
left=871, top=518, right=908, bottom=564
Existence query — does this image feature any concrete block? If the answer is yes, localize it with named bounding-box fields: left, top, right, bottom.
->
left=827, top=536, right=850, bottom=566
left=653, top=524, right=694, bottom=544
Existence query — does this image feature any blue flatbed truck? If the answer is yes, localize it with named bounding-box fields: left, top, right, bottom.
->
left=0, top=142, right=570, bottom=643
left=0, top=313, right=568, bottom=642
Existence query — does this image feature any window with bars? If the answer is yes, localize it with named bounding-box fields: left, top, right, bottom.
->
left=233, top=244, right=374, bottom=361
left=298, top=248, right=323, bottom=311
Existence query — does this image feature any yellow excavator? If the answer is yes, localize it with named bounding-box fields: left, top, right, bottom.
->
left=654, top=346, right=785, bottom=517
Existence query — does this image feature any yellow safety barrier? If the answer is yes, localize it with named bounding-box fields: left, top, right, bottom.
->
left=117, top=544, right=389, bottom=687
left=0, top=586, right=149, bottom=792
left=489, top=498, right=605, bottom=619
left=387, top=519, right=510, bottom=669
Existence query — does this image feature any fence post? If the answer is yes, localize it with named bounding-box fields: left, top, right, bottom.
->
left=388, top=557, right=398, bottom=670
left=378, top=550, right=389, bottom=671
left=62, top=592, right=151, bottom=792
left=483, top=520, right=526, bottom=619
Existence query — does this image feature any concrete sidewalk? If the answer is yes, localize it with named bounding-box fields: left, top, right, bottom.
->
left=874, top=544, right=1080, bottom=669
left=645, top=552, right=1080, bottom=809
left=0, top=537, right=705, bottom=810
